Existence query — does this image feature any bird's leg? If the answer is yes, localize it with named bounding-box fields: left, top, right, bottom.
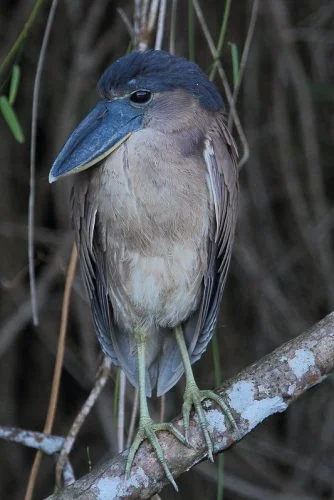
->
left=125, top=331, right=186, bottom=491
left=174, top=326, right=238, bottom=461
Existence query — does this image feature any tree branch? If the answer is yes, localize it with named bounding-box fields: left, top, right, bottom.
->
left=0, top=426, right=64, bottom=455
left=44, top=312, right=334, bottom=499
left=0, top=313, right=332, bottom=497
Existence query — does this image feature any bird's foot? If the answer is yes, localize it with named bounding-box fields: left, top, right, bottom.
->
left=182, top=383, right=239, bottom=461
left=125, top=416, right=187, bottom=491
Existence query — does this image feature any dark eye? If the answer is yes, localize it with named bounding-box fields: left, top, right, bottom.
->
left=130, top=90, right=152, bottom=104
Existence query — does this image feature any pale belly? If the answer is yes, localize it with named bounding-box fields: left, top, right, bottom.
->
left=106, top=242, right=205, bottom=333
left=89, top=130, right=212, bottom=333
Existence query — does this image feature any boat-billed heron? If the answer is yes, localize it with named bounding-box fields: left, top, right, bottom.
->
left=50, top=50, right=238, bottom=487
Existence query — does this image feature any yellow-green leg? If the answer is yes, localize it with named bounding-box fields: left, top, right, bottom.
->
left=175, top=326, right=238, bottom=461
left=125, top=334, right=186, bottom=491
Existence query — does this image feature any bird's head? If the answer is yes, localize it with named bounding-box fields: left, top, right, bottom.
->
left=49, top=50, right=223, bottom=182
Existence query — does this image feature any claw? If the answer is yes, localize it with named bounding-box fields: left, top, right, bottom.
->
left=127, top=336, right=189, bottom=490
left=182, top=384, right=239, bottom=460
left=174, top=326, right=239, bottom=460
left=125, top=417, right=186, bottom=491
left=201, top=389, right=240, bottom=437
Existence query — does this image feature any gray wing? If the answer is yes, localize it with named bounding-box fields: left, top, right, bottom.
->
left=157, top=115, right=238, bottom=395
left=188, top=115, right=238, bottom=362
left=71, top=178, right=155, bottom=395
left=72, top=118, right=237, bottom=397
left=70, top=179, right=118, bottom=365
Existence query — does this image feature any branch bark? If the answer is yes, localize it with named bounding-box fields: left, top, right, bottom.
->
left=40, top=313, right=334, bottom=497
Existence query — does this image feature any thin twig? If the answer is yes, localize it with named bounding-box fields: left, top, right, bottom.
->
left=55, top=356, right=112, bottom=487
left=126, top=388, right=139, bottom=448
left=188, top=0, right=195, bottom=61
left=192, top=0, right=249, bottom=167
left=24, top=243, right=77, bottom=500
left=28, top=0, right=59, bottom=326
left=147, top=0, right=160, bottom=33
left=209, top=0, right=232, bottom=81
left=133, top=0, right=142, bottom=48
left=117, top=8, right=135, bottom=41
left=141, top=0, right=150, bottom=28
left=154, top=0, right=167, bottom=50
left=133, top=0, right=160, bottom=51
left=169, top=0, right=178, bottom=54
left=227, top=0, right=260, bottom=129
left=159, top=394, right=166, bottom=423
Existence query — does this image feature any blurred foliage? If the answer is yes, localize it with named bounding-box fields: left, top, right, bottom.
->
left=0, top=1, right=333, bottom=499
left=0, top=65, right=24, bottom=142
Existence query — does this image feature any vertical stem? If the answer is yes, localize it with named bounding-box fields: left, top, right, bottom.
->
left=154, top=0, right=167, bottom=50
left=188, top=0, right=195, bottom=61
left=126, top=388, right=139, bottom=448
left=29, top=0, right=59, bottom=326
left=212, top=330, right=222, bottom=387
left=117, top=371, right=126, bottom=452
left=212, top=330, right=224, bottom=500
left=159, top=395, right=165, bottom=423
left=169, top=0, right=178, bottom=54
left=209, top=0, right=232, bottom=81
left=217, top=454, right=224, bottom=500
left=24, top=243, right=77, bottom=500
left=113, top=368, right=120, bottom=423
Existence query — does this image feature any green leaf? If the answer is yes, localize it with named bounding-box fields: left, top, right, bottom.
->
left=9, top=65, right=21, bottom=105
left=228, top=42, right=239, bottom=89
left=0, top=95, right=24, bottom=143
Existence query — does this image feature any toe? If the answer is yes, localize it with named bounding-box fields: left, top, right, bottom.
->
left=126, top=420, right=179, bottom=491
left=147, top=426, right=179, bottom=491
left=193, top=400, right=214, bottom=459
left=126, top=435, right=143, bottom=477
left=162, top=423, right=188, bottom=446
left=201, top=390, right=240, bottom=436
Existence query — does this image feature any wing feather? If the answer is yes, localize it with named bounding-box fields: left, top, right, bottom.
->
left=188, top=115, right=238, bottom=362
left=70, top=181, right=118, bottom=365
left=71, top=114, right=238, bottom=396
left=71, top=178, right=149, bottom=393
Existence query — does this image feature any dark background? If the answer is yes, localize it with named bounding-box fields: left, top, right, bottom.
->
left=0, top=1, right=333, bottom=498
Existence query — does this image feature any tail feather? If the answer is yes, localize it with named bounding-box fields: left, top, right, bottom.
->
left=102, top=317, right=201, bottom=398
left=156, top=312, right=201, bottom=396
left=156, top=334, right=184, bottom=396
